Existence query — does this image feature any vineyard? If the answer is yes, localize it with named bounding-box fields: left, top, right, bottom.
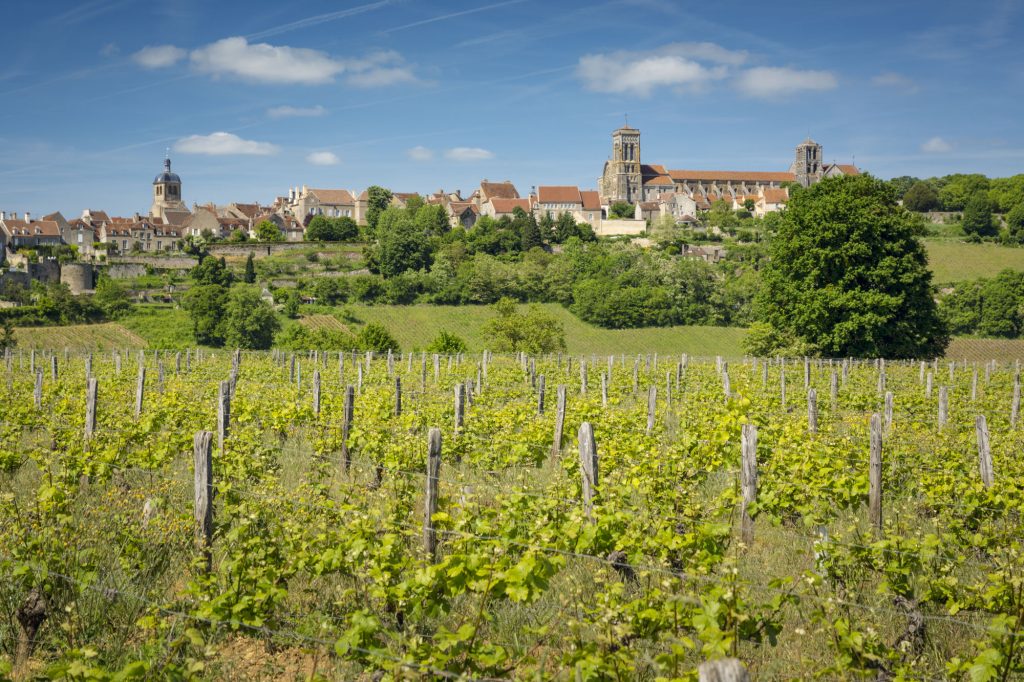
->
left=1, top=348, right=1023, bottom=680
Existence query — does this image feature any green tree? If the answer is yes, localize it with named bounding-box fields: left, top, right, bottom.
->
left=887, top=176, right=919, bottom=199
left=221, top=285, right=280, bottom=350
left=255, top=220, right=284, bottom=242
left=962, top=191, right=996, bottom=237
left=281, top=289, right=300, bottom=318
left=426, top=329, right=468, bottom=354
left=902, top=181, right=940, bottom=212
left=333, top=216, right=359, bottom=240
left=482, top=298, right=566, bottom=353
left=608, top=201, right=634, bottom=219
left=756, top=175, right=948, bottom=358
left=356, top=322, right=400, bottom=352
left=938, top=174, right=990, bottom=211
left=243, top=252, right=256, bottom=283
left=191, top=255, right=233, bottom=286
left=0, top=319, right=15, bottom=352
left=182, top=284, right=228, bottom=346
left=226, top=228, right=248, bottom=243
left=520, top=212, right=544, bottom=251
left=1006, top=203, right=1024, bottom=243
left=305, top=215, right=333, bottom=241
left=365, top=185, right=393, bottom=232
left=92, top=278, right=132, bottom=319
left=376, top=211, right=432, bottom=277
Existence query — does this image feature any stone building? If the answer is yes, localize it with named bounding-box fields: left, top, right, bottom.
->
left=599, top=124, right=859, bottom=209
left=534, top=186, right=603, bottom=228
left=150, top=155, right=189, bottom=223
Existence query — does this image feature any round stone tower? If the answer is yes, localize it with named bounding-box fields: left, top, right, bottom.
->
left=60, top=262, right=94, bottom=294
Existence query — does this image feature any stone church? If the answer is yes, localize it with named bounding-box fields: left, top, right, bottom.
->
left=599, top=124, right=859, bottom=206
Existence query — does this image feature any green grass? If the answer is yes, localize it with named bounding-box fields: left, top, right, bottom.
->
left=12, top=323, right=147, bottom=350
left=120, top=304, right=195, bottom=349
left=925, top=240, right=1024, bottom=284
left=343, top=303, right=747, bottom=357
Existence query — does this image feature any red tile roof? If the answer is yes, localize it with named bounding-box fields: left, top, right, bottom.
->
left=480, top=181, right=519, bottom=200
left=669, top=170, right=796, bottom=183
left=489, top=197, right=532, bottom=214
left=762, top=188, right=789, bottom=204
left=834, top=164, right=860, bottom=176
left=580, top=190, right=601, bottom=211
left=537, top=186, right=582, bottom=204
left=309, top=189, right=355, bottom=205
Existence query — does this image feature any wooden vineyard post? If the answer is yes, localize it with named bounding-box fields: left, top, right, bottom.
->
left=976, top=415, right=994, bottom=488
left=601, top=372, right=608, bottom=408
left=134, top=366, right=145, bottom=419
left=537, top=375, right=546, bottom=415
left=698, top=658, right=750, bottom=682
left=34, top=371, right=42, bottom=409
left=804, top=357, right=810, bottom=389
left=580, top=360, right=588, bottom=395
left=938, top=386, right=948, bottom=429
left=394, top=376, right=402, bottom=416
left=578, top=422, right=598, bottom=520
left=424, top=427, right=441, bottom=560
left=807, top=388, right=818, bottom=434
left=551, top=385, right=567, bottom=460
left=193, top=430, right=214, bottom=572
left=433, top=354, right=440, bottom=384
left=762, top=361, right=768, bottom=388
left=971, top=368, right=978, bottom=401
left=1012, top=377, right=1021, bottom=428
left=740, top=423, right=758, bottom=544
left=217, top=380, right=231, bottom=454
left=313, top=370, right=321, bottom=417
left=646, top=385, right=657, bottom=435
left=50, top=355, right=57, bottom=382
left=869, top=414, right=883, bottom=535
left=884, top=391, right=894, bottom=433
left=84, top=377, right=98, bottom=441
left=722, top=366, right=730, bottom=402
left=632, top=360, right=639, bottom=395
left=830, top=370, right=838, bottom=409
left=926, top=371, right=933, bottom=398
left=420, top=353, right=427, bottom=393
left=780, top=367, right=787, bottom=411
left=454, top=383, right=465, bottom=438
left=341, top=385, right=354, bottom=474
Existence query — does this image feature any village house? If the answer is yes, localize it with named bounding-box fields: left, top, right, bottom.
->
left=0, top=212, right=64, bottom=251
left=533, top=186, right=603, bottom=228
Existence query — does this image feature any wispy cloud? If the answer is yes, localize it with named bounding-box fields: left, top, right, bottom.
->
left=445, top=147, right=493, bottom=161
left=51, top=0, right=135, bottom=26
left=99, top=43, right=119, bottom=57
left=136, top=37, right=420, bottom=87
left=267, top=104, right=327, bottom=119
left=175, top=132, right=278, bottom=156
left=871, top=72, right=919, bottom=93
left=577, top=43, right=743, bottom=97
left=246, top=0, right=392, bottom=40
left=306, top=151, right=340, bottom=166
left=132, top=45, right=187, bottom=69
left=381, top=0, right=527, bottom=34
left=407, top=146, right=434, bottom=161
left=735, top=67, right=837, bottom=98
left=921, top=137, right=952, bottom=153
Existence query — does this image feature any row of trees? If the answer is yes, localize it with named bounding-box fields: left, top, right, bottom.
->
left=890, top=173, right=1024, bottom=213
left=939, top=270, right=1024, bottom=338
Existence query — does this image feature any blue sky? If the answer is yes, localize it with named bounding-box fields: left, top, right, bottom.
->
left=1, top=0, right=1022, bottom=217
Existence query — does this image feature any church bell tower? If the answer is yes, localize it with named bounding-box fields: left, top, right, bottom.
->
left=605, top=124, right=642, bottom=203
left=150, top=153, right=186, bottom=221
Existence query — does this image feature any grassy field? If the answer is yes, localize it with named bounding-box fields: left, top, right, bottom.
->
left=343, top=303, right=748, bottom=357
left=12, top=322, right=146, bottom=349
left=924, top=240, right=1024, bottom=284
left=119, top=304, right=195, bottom=349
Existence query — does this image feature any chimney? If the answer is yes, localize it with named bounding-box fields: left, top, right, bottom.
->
left=0, top=211, right=5, bottom=220
left=24, top=211, right=30, bottom=222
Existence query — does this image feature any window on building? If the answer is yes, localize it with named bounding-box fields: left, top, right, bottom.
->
left=157, top=241, right=162, bottom=250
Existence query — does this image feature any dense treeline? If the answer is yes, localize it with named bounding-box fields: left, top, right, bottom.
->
left=939, top=269, right=1024, bottom=338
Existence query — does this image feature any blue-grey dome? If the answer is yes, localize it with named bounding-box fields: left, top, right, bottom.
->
left=153, top=157, right=181, bottom=184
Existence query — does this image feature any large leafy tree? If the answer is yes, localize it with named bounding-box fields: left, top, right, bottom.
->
left=365, top=185, right=393, bottom=232
left=182, top=284, right=228, bottom=346
left=482, top=298, right=566, bottom=354
left=756, top=175, right=948, bottom=358
left=221, top=285, right=280, bottom=350
left=962, top=192, right=996, bottom=237
left=255, top=220, right=284, bottom=243
left=902, top=181, right=939, bottom=212
left=375, top=210, right=432, bottom=277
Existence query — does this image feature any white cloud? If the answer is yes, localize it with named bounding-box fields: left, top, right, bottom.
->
left=445, top=147, right=494, bottom=161
left=267, top=104, right=327, bottom=119
left=340, top=50, right=418, bottom=88
left=577, top=44, right=731, bottom=97
left=735, top=66, right=837, bottom=98
left=921, top=137, right=952, bottom=153
left=175, top=132, right=279, bottom=156
left=306, top=150, right=340, bottom=166
left=872, top=72, right=919, bottom=92
left=132, top=44, right=187, bottom=69
left=407, top=145, right=434, bottom=161
left=190, top=37, right=345, bottom=85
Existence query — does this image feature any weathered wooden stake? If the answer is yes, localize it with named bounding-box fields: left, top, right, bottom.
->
left=193, top=430, right=214, bottom=571
left=217, top=380, right=231, bottom=453
left=34, top=371, right=42, bottom=409
left=578, top=422, right=598, bottom=520
left=740, top=423, right=758, bottom=544
left=698, top=658, right=750, bottom=682
left=537, top=374, right=546, bottom=415
left=646, top=385, right=656, bottom=435
left=938, top=386, right=949, bottom=429
left=424, top=427, right=442, bottom=559
left=807, top=389, right=818, bottom=434
left=869, top=414, right=883, bottom=535
left=134, top=366, right=146, bottom=419
left=1012, top=377, right=1021, bottom=428
left=884, top=391, right=893, bottom=432
left=84, top=377, right=98, bottom=440
left=976, top=415, right=993, bottom=488
left=551, top=385, right=566, bottom=459
left=454, top=382, right=465, bottom=437
left=313, top=370, right=321, bottom=417
left=341, top=385, right=354, bottom=473
left=926, top=372, right=933, bottom=398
